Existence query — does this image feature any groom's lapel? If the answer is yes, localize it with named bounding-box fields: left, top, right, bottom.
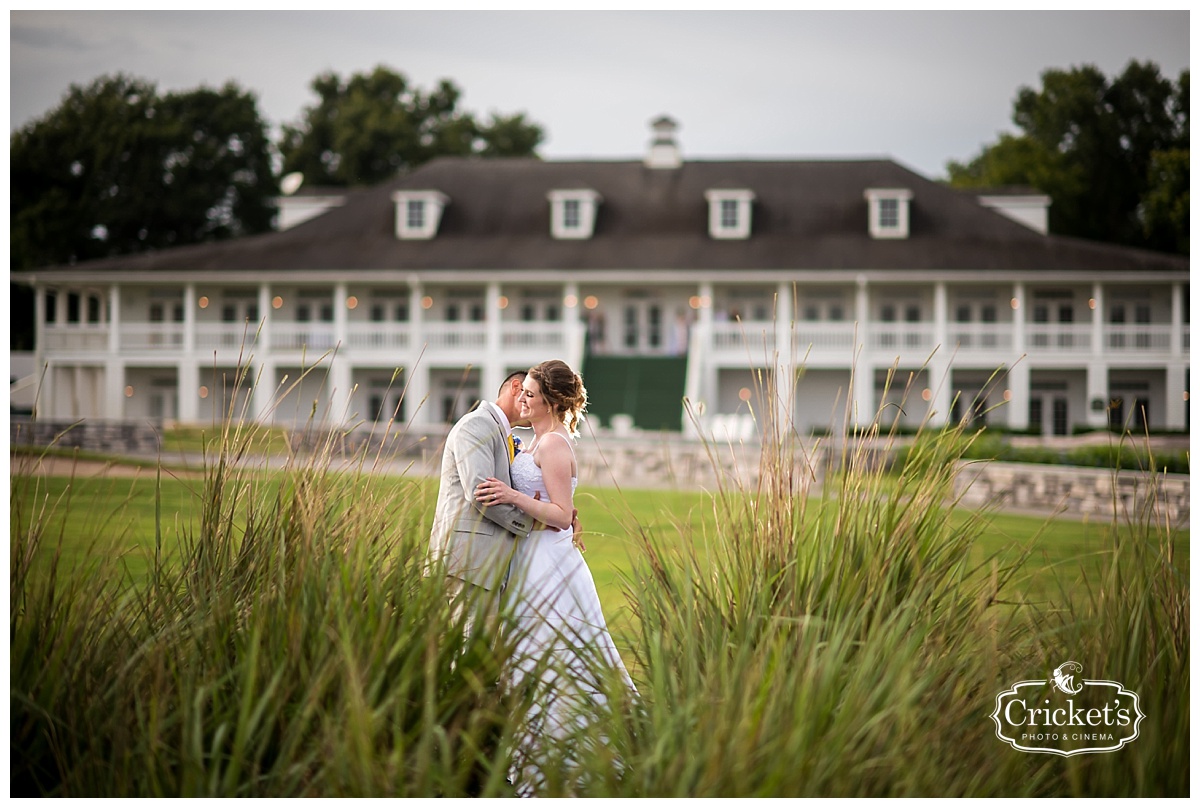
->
left=478, top=403, right=513, bottom=480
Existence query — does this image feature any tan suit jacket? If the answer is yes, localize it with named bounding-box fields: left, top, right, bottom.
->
left=428, top=402, right=533, bottom=590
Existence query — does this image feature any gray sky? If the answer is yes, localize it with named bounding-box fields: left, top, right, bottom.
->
left=9, top=10, right=1191, bottom=179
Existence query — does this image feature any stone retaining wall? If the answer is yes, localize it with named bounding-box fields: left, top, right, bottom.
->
left=953, top=460, right=1190, bottom=527
left=10, top=418, right=161, bottom=454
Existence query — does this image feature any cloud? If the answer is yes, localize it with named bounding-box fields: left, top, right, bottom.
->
left=10, top=24, right=92, bottom=51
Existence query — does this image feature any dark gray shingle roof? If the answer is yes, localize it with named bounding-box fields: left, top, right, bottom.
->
left=36, top=157, right=1189, bottom=274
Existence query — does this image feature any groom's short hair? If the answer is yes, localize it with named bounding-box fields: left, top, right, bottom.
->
left=498, top=370, right=527, bottom=393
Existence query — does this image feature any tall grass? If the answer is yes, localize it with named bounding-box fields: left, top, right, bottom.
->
left=9, top=355, right=1188, bottom=796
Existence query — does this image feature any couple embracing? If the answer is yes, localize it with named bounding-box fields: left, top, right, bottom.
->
left=428, top=359, right=634, bottom=790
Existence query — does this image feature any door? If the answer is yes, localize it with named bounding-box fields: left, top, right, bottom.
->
left=149, top=380, right=179, bottom=421
left=620, top=298, right=664, bottom=354
left=220, top=297, right=260, bottom=347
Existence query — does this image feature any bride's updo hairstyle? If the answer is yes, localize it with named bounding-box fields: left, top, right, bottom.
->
left=528, top=359, right=588, bottom=437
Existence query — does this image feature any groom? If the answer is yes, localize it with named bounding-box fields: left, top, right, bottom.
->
left=429, top=371, right=535, bottom=627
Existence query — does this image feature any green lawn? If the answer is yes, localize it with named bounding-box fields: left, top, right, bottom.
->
left=13, top=469, right=1186, bottom=629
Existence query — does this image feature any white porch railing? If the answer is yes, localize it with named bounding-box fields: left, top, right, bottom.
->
left=420, top=322, right=488, bottom=352
left=43, top=326, right=109, bottom=352
left=793, top=322, right=858, bottom=354
left=947, top=323, right=1013, bottom=352
left=120, top=323, right=185, bottom=351
left=1026, top=324, right=1092, bottom=352
left=1104, top=324, right=1173, bottom=352
left=711, top=322, right=776, bottom=357
left=195, top=322, right=262, bottom=351
left=869, top=323, right=936, bottom=353
left=271, top=323, right=338, bottom=352
left=346, top=322, right=412, bottom=351
left=501, top=321, right=567, bottom=351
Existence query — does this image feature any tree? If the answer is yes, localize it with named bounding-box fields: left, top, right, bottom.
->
left=11, top=74, right=278, bottom=270
left=10, top=74, right=278, bottom=349
left=946, top=61, right=1189, bottom=254
left=278, top=66, right=545, bottom=187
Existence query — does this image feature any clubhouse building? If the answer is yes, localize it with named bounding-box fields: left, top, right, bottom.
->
left=14, top=118, right=1190, bottom=438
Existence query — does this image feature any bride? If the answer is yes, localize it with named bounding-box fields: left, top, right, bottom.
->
left=474, top=359, right=634, bottom=793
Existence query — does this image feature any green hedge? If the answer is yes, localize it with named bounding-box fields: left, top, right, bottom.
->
left=895, top=432, right=1190, bottom=475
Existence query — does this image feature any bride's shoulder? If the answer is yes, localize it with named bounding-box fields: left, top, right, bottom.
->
left=536, top=431, right=574, bottom=464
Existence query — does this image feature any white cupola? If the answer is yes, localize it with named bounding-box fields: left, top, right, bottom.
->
left=645, top=115, right=682, bottom=169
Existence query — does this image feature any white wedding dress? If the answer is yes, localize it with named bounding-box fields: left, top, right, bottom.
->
left=506, top=434, right=634, bottom=793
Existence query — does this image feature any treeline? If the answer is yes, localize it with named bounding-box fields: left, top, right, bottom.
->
left=10, top=65, right=544, bottom=349
left=946, top=61, right=1189, bottom=256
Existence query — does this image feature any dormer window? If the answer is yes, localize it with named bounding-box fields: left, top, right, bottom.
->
left=864, top=188, right=913, bottom=239
left=548, top=189, right=601, bottom=239
left=705, top=189, right=755, bottom=239
left=392, top=190, right=449, bottom=239
left=406, top=199, right=425, bottom=229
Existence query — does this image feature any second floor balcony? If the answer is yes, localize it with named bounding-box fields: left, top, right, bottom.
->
left=38, top=317, right=1192, bottom=363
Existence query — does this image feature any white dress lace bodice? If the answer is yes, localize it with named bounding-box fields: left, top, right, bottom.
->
left=510, top=450, right=577, bottom=505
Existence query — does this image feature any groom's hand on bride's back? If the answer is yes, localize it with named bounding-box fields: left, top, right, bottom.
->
left=571, top=508, right=586, bottom=552
left=528, top=491, right=546, bottom=532
left=524, top=495, right=583, bottom=548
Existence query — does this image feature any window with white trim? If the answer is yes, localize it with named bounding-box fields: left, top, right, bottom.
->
left=548, top=189, right=602, bottom=239
left=864, top=188, right=913, bottom=239
left=704, top=189, right=755, bottom=239
left=406, top=199, right=425, bottom=230
left=392, top=190, right=449, bottom=239
left=563, top=199, right=581, bottom=229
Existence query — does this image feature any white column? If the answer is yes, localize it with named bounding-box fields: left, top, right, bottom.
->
left=1165, top=363, right=1186, bottom=430
left=37, top=287, right=58, bottom=419
left=1166, top=282, right=1186, bottom=430
left=563, top=282, right=585, bottom=372
left=932, top=281, right=948, bottom=351
left=104, top=359, right=125, bottom=421
left=1006, top=361, right=1031, bottom=431
left=330, top=282, right=352, bottom=422
left=72, top=365, right=84, bottom=420
left=32, top=286, right=49, bottom=417
left=1085, top=362, right=1108, bottom=430
left=855, top=276, right=869, bottom=346
left=1011, top=282, right=1026, bottom=356
left=178, top=360, right=200, bottom=423
left=108, top=285, right=121, bottom=352
left=1170, top=282, right=1183, bottom=356
left=852, top=276, right=874, bottom=428
left=56, top=287, right=66, bottom=326
left=34, top=285, right=46, bottom=360
left=407, top=362, right=432, bottom=429
left=683, top=282, right=714, bottom=434
left=251, top=283, right=274, bottom=423
left=257, top=283, right=272, bottom=352
left=1091, top=282, right=1104, bottom=357
left=482, top=281, right=505, bottom=398
left=409, top=277, right=424, bottom=340
left=333, top=281, right=349, bottom=352
left=1006, top=281, right=1028, bottom=431
left=183, top=283, right=197, bottom=354
left=929, top=281, right=951, bottom=426
left=774, top=280, right=795, bottom=438
left=252, top=361, right=277, bottom=423
left=407, top=277, right=430, bottom=427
